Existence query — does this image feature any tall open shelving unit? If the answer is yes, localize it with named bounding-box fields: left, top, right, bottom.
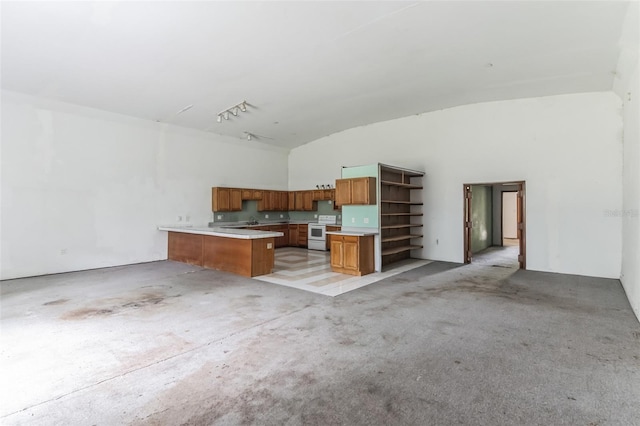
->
left=379, top=164, right=425, bottom=268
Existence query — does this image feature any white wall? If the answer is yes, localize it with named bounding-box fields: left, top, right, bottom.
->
left=1, top=91, right=289, bottom=280
left=615, top=2, right=640, bottom=320
left=289, top=92, right=623, bottom=279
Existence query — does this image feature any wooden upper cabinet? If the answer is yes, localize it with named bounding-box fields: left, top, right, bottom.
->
left=241, top=189, right=263, bottom=201
left=212, top=187, right=242, bottom=212
left=279, top=191, right=289, bottom=211
left=335, top=179, right=352, bottom=206
left=230, top=188, right=242, bottom=210
left=294, top=191, right=304, bottom=211
left=258, top=190, right=273, bottom=211
left=257, top=190, right=289, bottom=211
left=288, top=192, right=296, bottom=211
left=351, top=177, right=376, bottom=205
left=335, top=177, right=376, bottom=206
left=303, top=191, right=315, bottom=211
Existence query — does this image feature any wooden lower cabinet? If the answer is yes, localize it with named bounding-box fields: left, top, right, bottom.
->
left=329, top=234, right=374, bottom=276
left=269, top=224, right=289, bottom=248
left=167, top=231, right=275, bottom=277
left=289, top=224, right=299, bottom=246
left=168, top=232, right=203, bottom=266
left=298, top=224, right=308, bottom=248
left=325, top=226, right=341, bottom=250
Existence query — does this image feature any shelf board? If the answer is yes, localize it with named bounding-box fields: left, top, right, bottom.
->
left=381, top=245, right=423, bottom=256
left=382, top=234, right=423, bottom=243
left=381, top=224, right=424, bottom=229
left=381, top=200, right=423, bottom=205
left=380, top=180, right=423, bottom=189
left=381, top=213, right=424, bottom=217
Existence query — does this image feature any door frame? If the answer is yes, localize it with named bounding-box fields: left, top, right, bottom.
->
left=463, top=181, right=526, bottom=269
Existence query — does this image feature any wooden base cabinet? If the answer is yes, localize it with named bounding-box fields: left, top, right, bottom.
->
left=329, top=234, right=374, bottom=276
left=167, top=231, right=275, bottom=277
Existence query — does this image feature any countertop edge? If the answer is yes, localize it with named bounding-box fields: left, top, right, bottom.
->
left=158, top=226, right=284, bottom=240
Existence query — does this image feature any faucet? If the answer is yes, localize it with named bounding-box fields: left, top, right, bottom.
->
left=247, top=216, right=259, bottom=225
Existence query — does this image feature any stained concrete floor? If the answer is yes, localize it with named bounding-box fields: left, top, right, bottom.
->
left=1, top=251, right=639, bottom=425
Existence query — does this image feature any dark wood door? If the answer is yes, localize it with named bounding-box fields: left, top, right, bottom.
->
left=463, top=185, right=472, bottom=263
left=517, top=184, right=526, bottom=269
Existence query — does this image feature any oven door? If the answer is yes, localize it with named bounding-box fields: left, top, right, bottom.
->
left=308, top=224, right=326, bottom=240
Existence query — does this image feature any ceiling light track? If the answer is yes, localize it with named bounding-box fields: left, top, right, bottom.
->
left=217, top=101, right=249, bottom=123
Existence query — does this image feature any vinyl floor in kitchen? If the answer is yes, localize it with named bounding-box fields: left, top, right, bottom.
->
left=253, top=247, right=431, bottom=296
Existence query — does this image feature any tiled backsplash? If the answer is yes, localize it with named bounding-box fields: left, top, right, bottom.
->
left=211, top=200, right=340, bottom=224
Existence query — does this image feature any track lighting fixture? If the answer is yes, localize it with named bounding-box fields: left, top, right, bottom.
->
left=217, top=100, right=249, bottom=124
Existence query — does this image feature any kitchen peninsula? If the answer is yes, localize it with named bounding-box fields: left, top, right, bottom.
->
left=158, top=226, right=283, bottom=277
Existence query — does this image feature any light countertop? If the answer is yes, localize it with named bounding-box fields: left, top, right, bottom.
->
left=326, top=230, right=377, bottom=237
left=158, top=226, right=284, bottom=240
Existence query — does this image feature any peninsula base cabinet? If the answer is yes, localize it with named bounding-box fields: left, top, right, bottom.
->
left=329, top=234, right=374, bottom=276
left=167, top=231, right=275, bottom=277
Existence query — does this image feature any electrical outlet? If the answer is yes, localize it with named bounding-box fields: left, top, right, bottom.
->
left=267, top=243, right=273, bottom=249
left=217, top=215, right=223, bottom=220
left=351, top=217, right=355, bottom=223
left=60, top=249, right=67, bottom=255
left=177, top=216, right=183, bottom=222
left=280, top=214, right=284, bottom=218
left=265, top=214, right=269, bottom=219
left=185, top=215, right=190, bottom=222
left=364, top=218, right=369, bottom=224
left=314, top=214, right=318, bottom=219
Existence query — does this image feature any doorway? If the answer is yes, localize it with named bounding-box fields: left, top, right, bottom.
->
left=463, top=181, right=526, bottom=269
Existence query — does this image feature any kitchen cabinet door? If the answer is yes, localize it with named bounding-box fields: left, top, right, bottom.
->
left=330, top=236, right=344, bottom=267
left=241, top=189, right=253, bottom=200
left=329, top=234, right=374, bottom=276
left=334, top=178, right=376, bottom=206
left=212, top=187, right=242, bottom=212
left=326, top=226, right=341, bottom=250
left=212, top=187, right=229, bottom=211
left=302, top=191, right=314, bottom=211
left=258, top=190, right=272, bottom=211
left=230, top=188, right=242, bottom=211
left=335, top=179, right=352, bottom=206
left=294, top=191, right=304, bottom=211
left=350, top=178, right=376, bottom=205
left=288, top=224, right=299, bottom=246
left=313, top=190, right=324, bottom=201
left=298, top=224, right=308, bottom=247
left=279, top=191, right=289, bottom=211
left=288, top=191, right=296, bottom=211
left=343, top=236, right=359, bottom=271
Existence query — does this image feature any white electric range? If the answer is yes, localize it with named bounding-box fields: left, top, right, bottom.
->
left=307, top=215, right=337, bottom=251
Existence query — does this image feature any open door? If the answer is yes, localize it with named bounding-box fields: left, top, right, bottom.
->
left=463, top=185, right=472, bottom=263
left=517, top=183, right=526, bottom=269
left=463, top=181, right=526, bottom=268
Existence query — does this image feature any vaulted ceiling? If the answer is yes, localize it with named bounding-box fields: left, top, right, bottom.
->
left=1, top=1, right=631, bottom=149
